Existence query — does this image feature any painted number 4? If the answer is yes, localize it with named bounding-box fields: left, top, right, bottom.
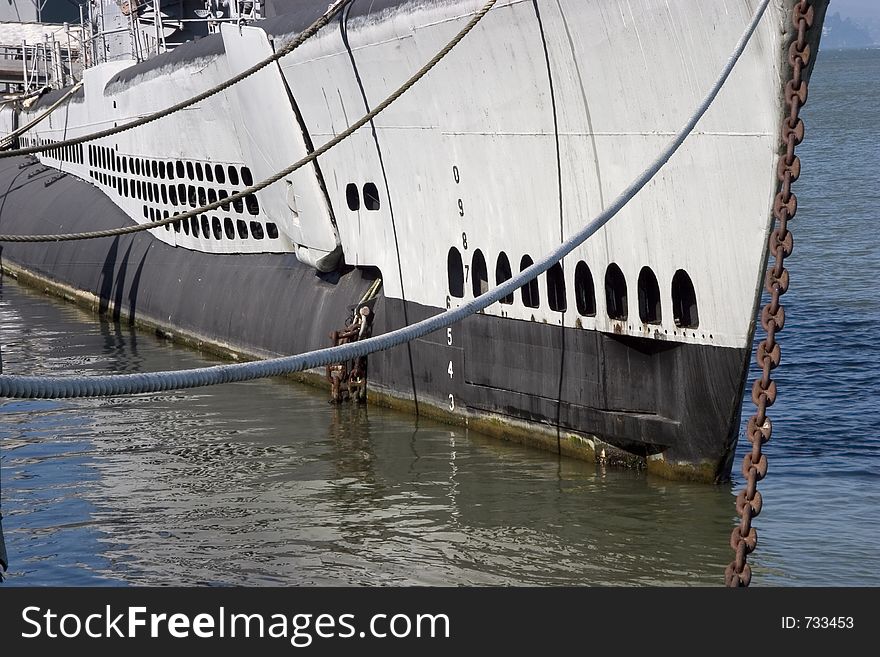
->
left=448, top=360, right=454, bottom=379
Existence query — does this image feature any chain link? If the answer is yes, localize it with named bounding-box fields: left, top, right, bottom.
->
left=725, top=0, right=815, bottom=587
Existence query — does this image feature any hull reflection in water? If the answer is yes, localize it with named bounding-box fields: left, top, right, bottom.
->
left=0, top=275, right=735, bottom=585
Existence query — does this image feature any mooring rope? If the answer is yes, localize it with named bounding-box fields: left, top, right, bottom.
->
left=0, top=82, right=84, bottom=150
left=0, top=0, right=353, bottom=158
left=0, top=0, right=771, bottom=399
left=0, top=0, right=499, bottom=243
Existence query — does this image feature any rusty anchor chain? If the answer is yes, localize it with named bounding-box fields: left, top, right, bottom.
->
left=725, top=0, right=815, bottom=587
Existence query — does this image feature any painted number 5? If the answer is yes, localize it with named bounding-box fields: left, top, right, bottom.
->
left=447, top=328, right=453, bottom=346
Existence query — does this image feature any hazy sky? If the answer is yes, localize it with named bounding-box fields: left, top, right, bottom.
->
left=832, top=0, right=879, bottom=20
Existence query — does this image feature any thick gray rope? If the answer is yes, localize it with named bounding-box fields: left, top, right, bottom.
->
left=0, top=0, right=498, bottom=242
left=0, top=0, right=353, bottom=158
left=0, top=82, right=84, bottom=150
left=0, top=0, right=771, bottom=399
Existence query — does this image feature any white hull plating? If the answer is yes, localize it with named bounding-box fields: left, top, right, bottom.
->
left=8, top=1, right=791, bottom=347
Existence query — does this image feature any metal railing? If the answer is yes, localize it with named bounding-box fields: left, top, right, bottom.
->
left=0, top=25, right=83, bottom=93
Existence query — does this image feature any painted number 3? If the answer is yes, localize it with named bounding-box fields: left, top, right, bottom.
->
left=449, top=394, right=455, bottom=411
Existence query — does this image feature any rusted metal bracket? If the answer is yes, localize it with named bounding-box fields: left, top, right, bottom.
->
left=327, top=304, right=374, bottom=404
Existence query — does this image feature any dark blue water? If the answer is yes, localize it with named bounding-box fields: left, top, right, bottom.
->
left=0, top=49, right=877, bottom=587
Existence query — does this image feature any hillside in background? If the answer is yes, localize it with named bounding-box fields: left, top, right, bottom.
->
left=822, top=11, right=878, bottom=49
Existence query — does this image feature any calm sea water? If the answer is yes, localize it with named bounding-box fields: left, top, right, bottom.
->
left=1, top=49, right=877, bottom=587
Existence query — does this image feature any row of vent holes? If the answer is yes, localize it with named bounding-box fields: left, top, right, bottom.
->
left=87, top=144, right=253, bottom=186
left=448, top=248, right=700, bottom=329
left=25, top=137, right=84, bottom=165
left=90, top=171, right=260, bottom=215
left=345, top=183, right=381, bottom=211
left=144, top=206, right=279, bottom=241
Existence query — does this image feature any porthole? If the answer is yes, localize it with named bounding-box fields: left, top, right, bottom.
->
left=228, top=166, right=239, bottom=185
left=195, top=162, right=203, bottom=181
left=208, top=189, right=217, bottom=205
left=205, top=164, right=213, bottom=183
left=672, top=269, right=699, bottom=328
left=574, top=261, right=596, bottom=317
left=241, top=166, right=253, bottom=186
left=546, top=262, right=567, bottom=312
left=471, top=249, right=488, bottom=297
left=250, top=222, right=264, bottom=239
left=638, top=266, right=662, bottom=324
left=160, top=185, right=167, bottom=204
left=182, top=215, right=190, bottom=235
left=495, top=252, right=514, bottom=305
left=346, top=183, right=360, bottom=211
left=167, top=161, right=175, bottom=180
left=151, top=160, right=158, bottom=178
left=232, top=197, right=244, bottom=214
left=363, top=182, right=380, bottom=211
left=219, top=189, right=230, bottom=211
left=168, top=185, right=177, bottom=205
left=200, top=215, right=210, bottom=238
left=224, top=217, right=235, bottom=239
left=176, top=161, right=184, bottom=178
left=198, top=187, right=207, bottom=207
left=605, top=263, right=628, bottom=321
left=245, top=194, right=259, bottom=215
left=134, top=158, right=141, bottom=175
left=520, top=255, right=539, bottom=309
left=237, top=219, right=249, bottom=239
left=448, top=247, right=464, bottom=299
left=215, top=164, right=225, bottom=184
left=266, top=223, right=279, bottom=239
left=158, top=161, right=165, bottom=179
left=212, top=216, right=222, bottom=240
left=186, top=161, right=194, bottom=180
left=188, top=185, right=197, bottom=207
